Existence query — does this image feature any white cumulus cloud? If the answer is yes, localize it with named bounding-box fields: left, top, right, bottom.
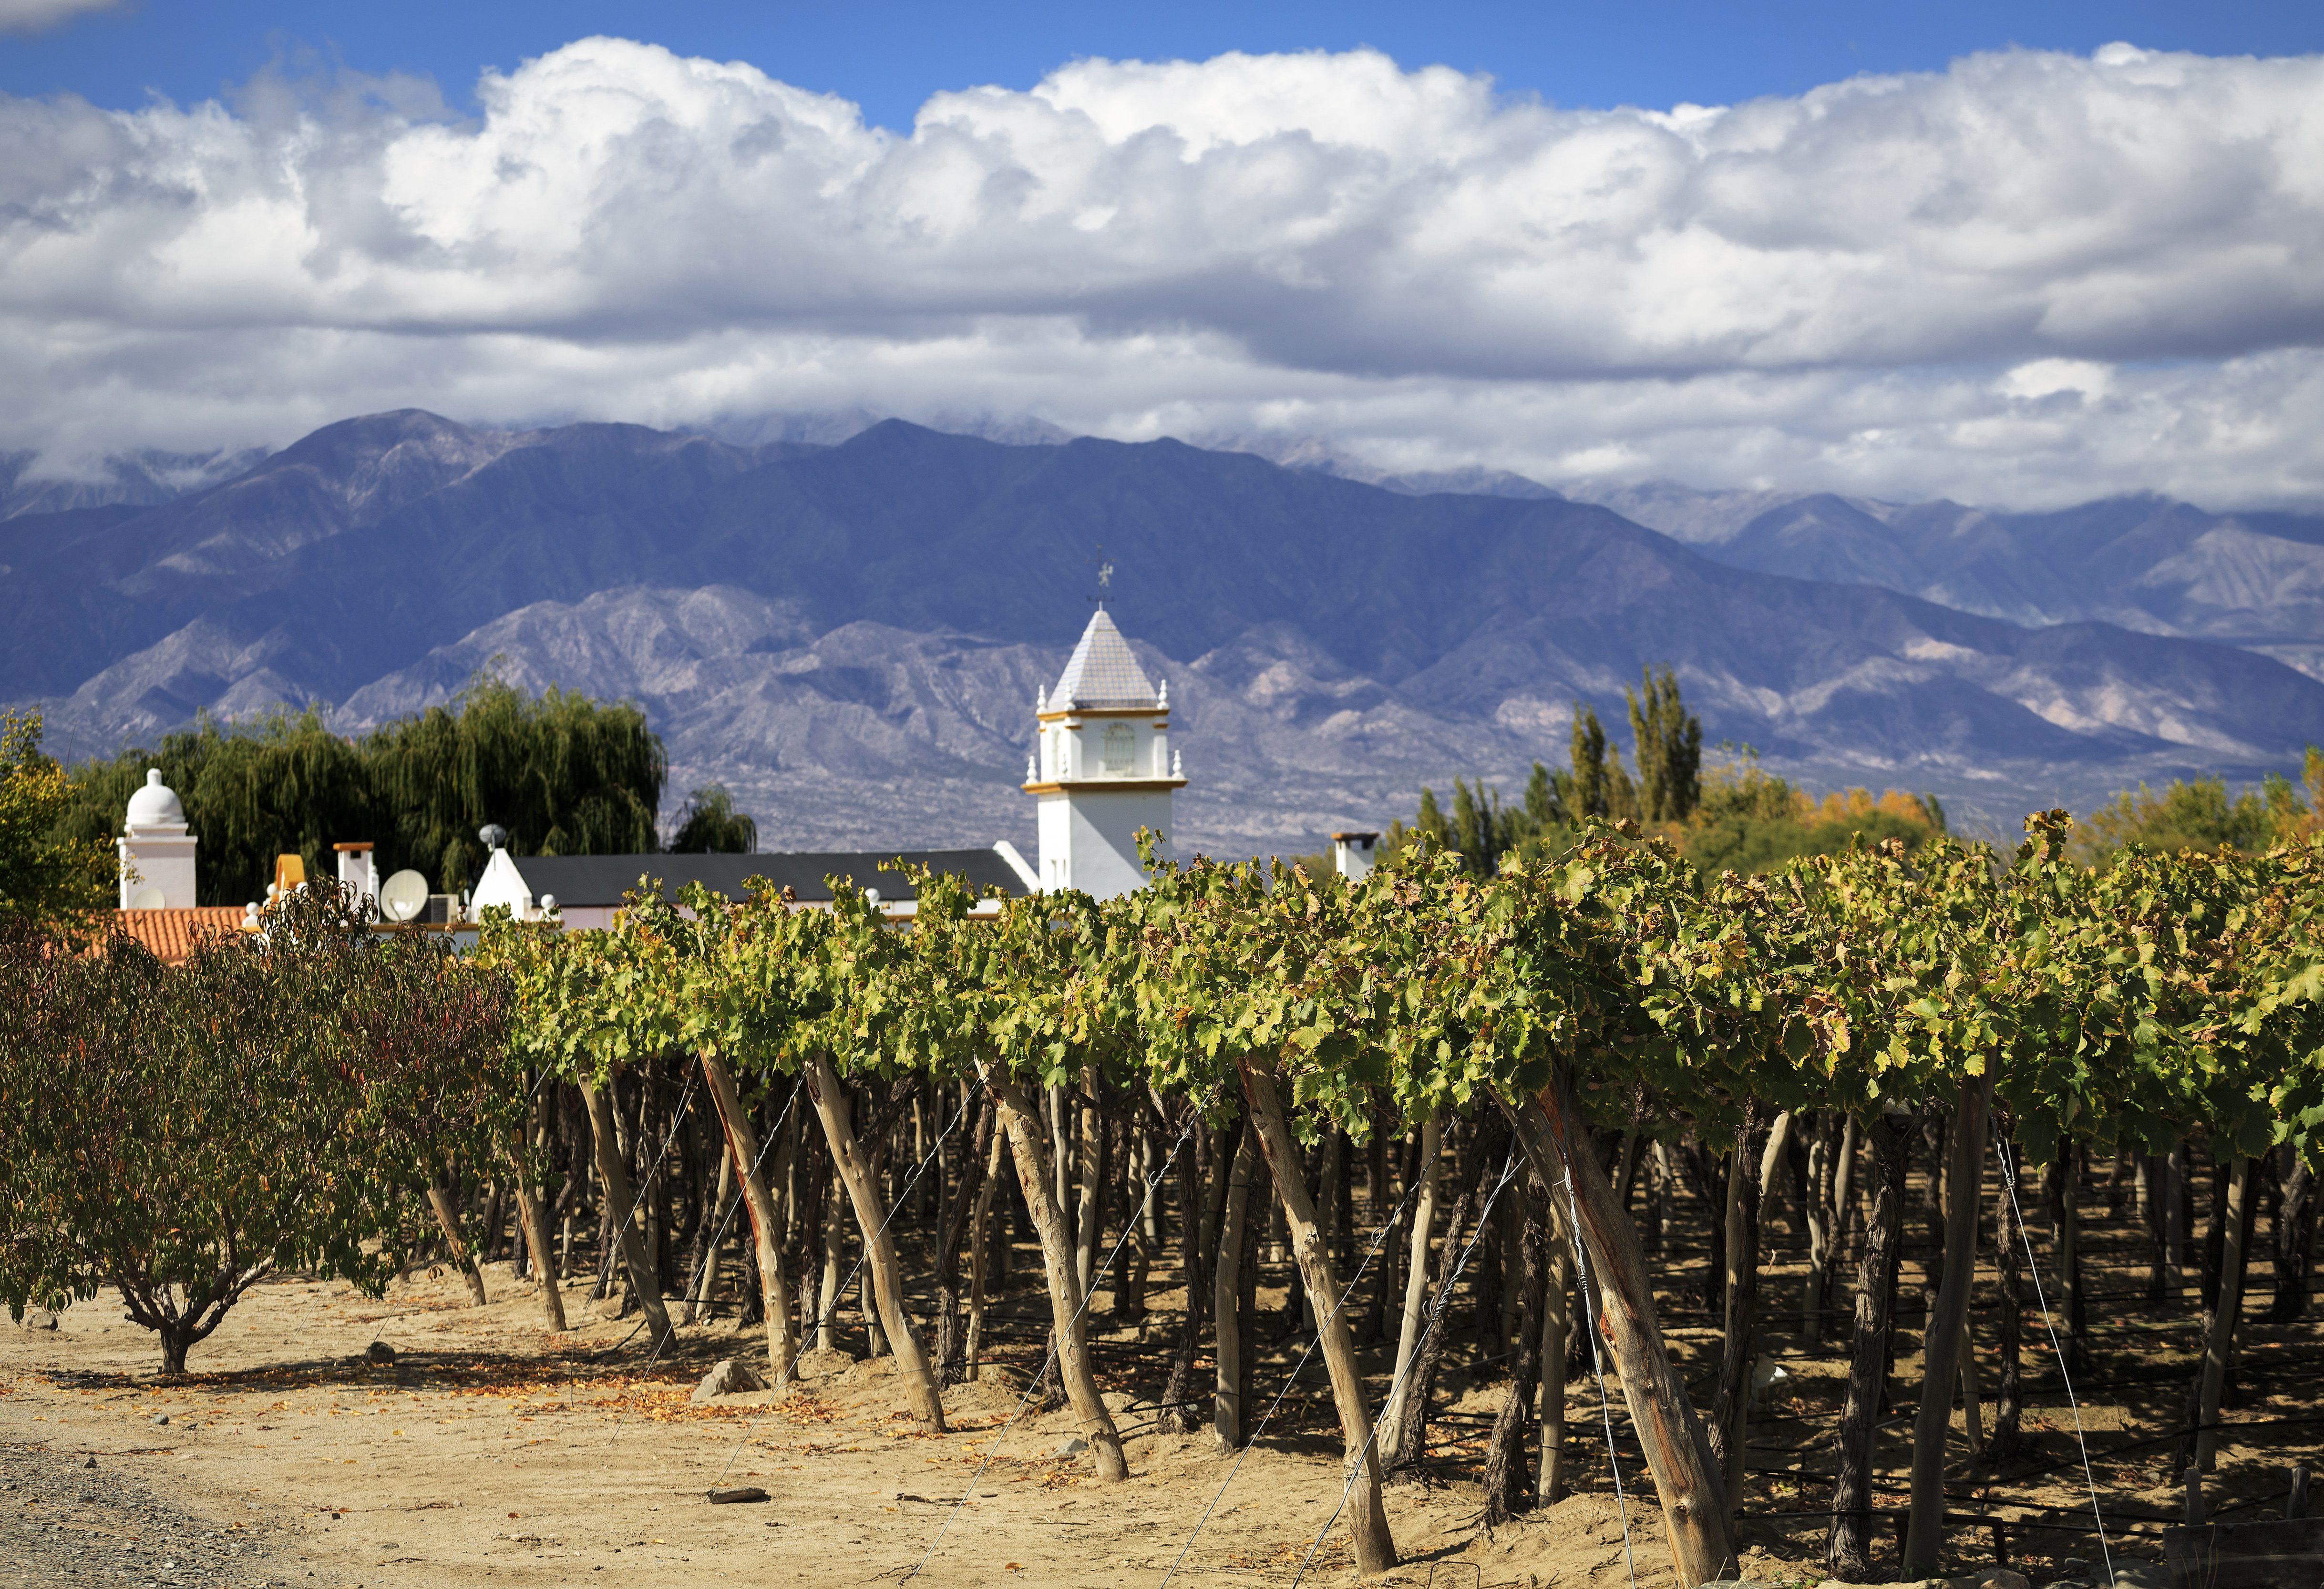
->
left=0, top=0, right=117, bottom=33
left=2, top=38, right=2322, bottom=507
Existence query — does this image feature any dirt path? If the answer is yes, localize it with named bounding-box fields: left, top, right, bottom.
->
left=0, top=1265, right=1684, bottom=1589
left=7, top=1153, right=2314, bottom=1589
left=0, top=1432, right=306, bottom=1589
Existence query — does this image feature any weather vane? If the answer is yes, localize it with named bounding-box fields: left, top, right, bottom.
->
left=1090, top=545, right=1114, bottom=606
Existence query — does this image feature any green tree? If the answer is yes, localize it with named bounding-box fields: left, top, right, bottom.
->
left=0, top=710, right=111, bottom=924
left=2076, top=764, right=2315, bottom=866
left=1558, top=703, right=1640, bottom=823
left=1415, top=785, right=1451, bottom=849
left=56, top=707, right=374, bottom=907
left=669, top=783, right=758, bottom=854
left=1523, top=759, right=1567, bottom=829
left=0, top=884, right=521, bottom=1372
left=366, top=675, right=664, bottom=894
left=1450, top=777, right=1508, bottom=874
left=1567, top=703, right=1610, bottom=819
left=1626, top=665, right=1703, bottom=822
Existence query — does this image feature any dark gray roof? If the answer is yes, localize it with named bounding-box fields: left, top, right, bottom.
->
left=1052, top=609, right=1158, bottom=709
left=508, top=849, right=1023, bottom=908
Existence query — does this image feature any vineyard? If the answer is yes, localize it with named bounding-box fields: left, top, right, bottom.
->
left=5, top=813, right=2324, bottom=1586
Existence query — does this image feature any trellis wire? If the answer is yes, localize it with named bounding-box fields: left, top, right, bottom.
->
left=815, top=1075, right=988, bottom=1360
left=1558, top=1160, right=1638, bottom=1589
left=1997, top=1134, right=2116, bottom=1589
left=591, top=1066, right=699, bottom=1359
left=901, top=1097, right=1204, bottom=1582
left=1282, top=1144, right=1522, bottom=1589
left=709, top=1072, right=989, bottom=1487
left=1161, top=1152, right=1429, bottom=1589
left=635, top=1074, right=805, bottom=1377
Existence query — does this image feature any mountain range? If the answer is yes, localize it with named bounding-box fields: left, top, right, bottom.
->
left=5, top=410, right=2321, bottom=854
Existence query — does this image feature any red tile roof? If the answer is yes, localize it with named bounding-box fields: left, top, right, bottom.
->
left=112, top=907, right=247, bottom=965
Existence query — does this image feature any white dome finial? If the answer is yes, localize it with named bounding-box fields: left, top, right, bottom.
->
left=1158, top=679, right=1168, bottom=708
left=1036, top=683, right=1047, bottom=712
left=124, top=767, right=186, bottom=832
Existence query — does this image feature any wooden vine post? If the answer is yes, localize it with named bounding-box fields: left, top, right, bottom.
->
left=1903, top=1073, right=1993, bottom=1576
left=1380, top=1111, right=1443, bottom=1458
left=1512, top=1083, right=1736, bottom=1588
left=801, top=1050, right=946, bottom=1430
left=1238, top=1058, right=1398, bottom=1577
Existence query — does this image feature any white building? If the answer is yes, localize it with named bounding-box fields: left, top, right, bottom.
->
left=1025, top=609, right=1186, bottom=898
left=118, top=769, right=198, bottom=910
left=1333, top=831, right=1381, bottom=881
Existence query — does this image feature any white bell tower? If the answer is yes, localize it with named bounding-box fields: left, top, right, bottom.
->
left=1025, top=609, right=1186, bottom=898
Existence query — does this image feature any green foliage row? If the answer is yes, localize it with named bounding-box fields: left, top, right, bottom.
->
left=479, top=813, right=2324, bottom=1184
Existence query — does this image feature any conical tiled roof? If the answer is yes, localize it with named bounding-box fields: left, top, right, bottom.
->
left=1051, top=610, right=1158, bottom=709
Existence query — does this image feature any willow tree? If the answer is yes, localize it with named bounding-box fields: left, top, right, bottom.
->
left=58, top=678, right=667, bottom=903
left=366, top=675, right=665, bottom=894
left=55, top=707, right=374, bottom=907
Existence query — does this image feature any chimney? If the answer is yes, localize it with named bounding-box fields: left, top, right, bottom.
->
left=1331, top=830, right=1380, bottom=882
left=334, top=841, right=377, bottom=904
left=118, top=768, right=198, bottom=910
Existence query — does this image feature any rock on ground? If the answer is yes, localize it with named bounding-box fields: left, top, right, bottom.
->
left=691, top=1357, right=768, bottom=1402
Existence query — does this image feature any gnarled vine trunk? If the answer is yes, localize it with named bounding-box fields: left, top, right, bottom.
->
left=578, top=1076, right=673, bottom=1350
left=1238, top=1058, right=1396, bottom=1577
left=1829, top=1110, right=1911, bottom=1581
left=801, top=1051, right=945, bottom=1430
left=1903, top=1077, right=1991, bottom=1577
left=982, top=1066, right=1129, bottom=1481
left=1507, top=1084, right=1736, bottom=1589
left=699, top=1055, right=796, bottom=1384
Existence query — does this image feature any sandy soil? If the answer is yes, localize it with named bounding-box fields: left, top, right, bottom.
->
left=0, top=1262, right=1693, bottom=1589
left=2, top=1164, right=2313, bottom=1589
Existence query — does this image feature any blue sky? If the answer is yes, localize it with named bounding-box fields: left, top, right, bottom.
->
left=5, top=0, right=2319, bottom=126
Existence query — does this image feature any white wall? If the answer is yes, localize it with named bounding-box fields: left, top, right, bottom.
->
left=118, top=834, right=197, bottom=909
left=1039, top=788, right=1173, bottom=899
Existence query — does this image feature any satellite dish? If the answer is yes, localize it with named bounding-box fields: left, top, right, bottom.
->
left=379, top=870, right=430, bottom=923
left=478, top=823, right=509, bottom=851
left=128, top=885, right=165, bottom=911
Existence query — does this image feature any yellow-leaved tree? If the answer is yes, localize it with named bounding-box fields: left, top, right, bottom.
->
left=0, top=709, right=112, bottom=926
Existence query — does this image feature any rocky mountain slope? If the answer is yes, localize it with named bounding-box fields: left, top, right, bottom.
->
left=1576, top=484, right=2324, bottom=684
left=6, top=411, right=2321, bottom=851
